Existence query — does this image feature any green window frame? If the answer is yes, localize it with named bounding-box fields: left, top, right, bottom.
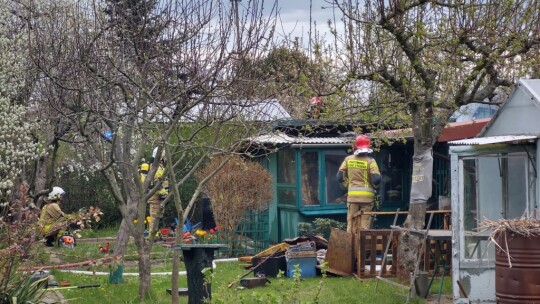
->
left=276, top=148, right=348, bottom=212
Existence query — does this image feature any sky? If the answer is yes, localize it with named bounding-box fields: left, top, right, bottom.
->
left=271, top=0, right=345, bottom=45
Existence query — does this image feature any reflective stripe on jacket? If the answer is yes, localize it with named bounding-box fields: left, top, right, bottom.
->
left=339, top=155, right=380, bottom=203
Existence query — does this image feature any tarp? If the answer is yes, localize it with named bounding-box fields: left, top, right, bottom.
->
left=410, top=148, right=433, bottom=204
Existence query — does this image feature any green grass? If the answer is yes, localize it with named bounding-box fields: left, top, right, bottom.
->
left=49, top=260, right=451, bottom=304
left=78, top=226, right=120, bottom=239
left=43, top=226, right=452, bottom=303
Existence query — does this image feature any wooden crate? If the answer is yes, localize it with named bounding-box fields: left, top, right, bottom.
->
left=356, top=229, right=400, bottom=278
left=355, top=229, right=452, bottom=279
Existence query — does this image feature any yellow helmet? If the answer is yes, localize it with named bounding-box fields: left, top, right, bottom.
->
left=140, top=163, right=150, bottom=172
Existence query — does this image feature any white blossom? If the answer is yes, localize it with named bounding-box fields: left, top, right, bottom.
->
left=0, top=1, right=39, bottom=198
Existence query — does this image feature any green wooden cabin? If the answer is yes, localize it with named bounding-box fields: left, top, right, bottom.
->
left=244, top=119, right=487, bottom=243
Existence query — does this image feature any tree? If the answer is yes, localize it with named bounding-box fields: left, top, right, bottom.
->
left=0, top=0, right=40, bottom=202
left=244, top=45, right=338, bottom=118
left=329, top=0, right=540, bottom=276
left=27, top=0, right=277, bottom=300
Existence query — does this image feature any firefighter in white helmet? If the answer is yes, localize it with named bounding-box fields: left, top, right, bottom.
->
left=337, top=135, right=381, bottom=233
left=38, top=187, right=67, bottom=247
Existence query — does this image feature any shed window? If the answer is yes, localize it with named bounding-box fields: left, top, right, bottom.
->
left=277, top=150, right=296, bottom=207
left=278, top=149, right=296, bottom=184
left=325, top=152, right=348, bottom=205
left=301, top=152, right=320, bottom=206
left=460, top=153, right=530, bottom=262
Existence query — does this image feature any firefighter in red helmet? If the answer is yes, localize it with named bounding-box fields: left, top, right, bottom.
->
left=337, top=135, right=381, bottom=233
left=306, top=96, right=324, bottom=119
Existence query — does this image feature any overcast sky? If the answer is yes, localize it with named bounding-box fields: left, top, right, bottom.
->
left=272, top=0, right=345, bottom=44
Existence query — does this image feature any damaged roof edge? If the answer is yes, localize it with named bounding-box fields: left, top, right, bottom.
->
left=449, top=135, right=538, bottom=145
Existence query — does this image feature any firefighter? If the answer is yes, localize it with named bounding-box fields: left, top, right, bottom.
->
left=306, top=96, right=325, bottom=119
left=146, top=148, right=168, bottom=236
left=38, top=187, right=67, bottom=247
left=139, top=162, right=150, bottom=181
left=337, top=135, right=381, bottom=233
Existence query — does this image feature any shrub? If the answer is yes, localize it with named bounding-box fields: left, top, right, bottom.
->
left=195, top=155, right=273, bottom=233
left=0, top=184, right=45, bottom=303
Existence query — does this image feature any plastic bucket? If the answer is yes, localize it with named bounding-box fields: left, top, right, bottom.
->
left=411, top=271, right=429, bottom=298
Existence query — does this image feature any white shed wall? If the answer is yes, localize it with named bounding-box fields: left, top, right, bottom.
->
left=484, top=89, right=540, bottom=137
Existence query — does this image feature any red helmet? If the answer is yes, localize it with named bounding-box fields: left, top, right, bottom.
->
left=353, top=135, right=373, bottom=155
left=310, top=96, right=323, bottom=106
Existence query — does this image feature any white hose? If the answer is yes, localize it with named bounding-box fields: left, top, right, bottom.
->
left=57, top=257, right=239, bottom=276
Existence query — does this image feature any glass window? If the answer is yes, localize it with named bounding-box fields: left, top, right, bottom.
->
left=301, top=151, right=320, bottom=206
left=461, top=154, right=529, bottom=262
left=325, top=151, right=347, bottom=204
left=277, top=188, right=296, bottom=206
left=277, top=150, right=295, bottom=184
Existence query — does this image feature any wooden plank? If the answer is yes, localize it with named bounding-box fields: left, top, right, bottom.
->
left=381, top=234, right=388, bottom=275
left=370, top=234, right=377, bottom=275
left=326, top=228, right=354, bottom=276
left=359, top=232, right=366, bottom=278
left=352, top=210, right=451, bottom=219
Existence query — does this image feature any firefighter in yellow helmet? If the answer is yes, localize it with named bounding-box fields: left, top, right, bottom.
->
left=142, top=148, right=169, bottom=236
left=337, top=135, right=381, bottom=233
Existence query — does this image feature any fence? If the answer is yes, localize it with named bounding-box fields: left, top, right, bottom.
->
left=215, top=209, right=270, bottom=257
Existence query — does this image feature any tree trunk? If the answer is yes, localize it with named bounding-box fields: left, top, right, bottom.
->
left=115, top=191, right=140, bottom=256
left=115, top=219, right=130, bottom=257
left=398, top=147, right=433, bottom=279
left=33, top=154, right=48, bottom=208
left=135, top=236, right=152, bottom=301
left=171, top=209, right=183, bottom=304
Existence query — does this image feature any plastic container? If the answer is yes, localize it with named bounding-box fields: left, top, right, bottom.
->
left=286, top=256, right=317, bottom=278
left=109, top=264, right=124, bottom=284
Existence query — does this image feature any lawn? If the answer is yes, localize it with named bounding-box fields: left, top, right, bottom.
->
left=41, top=227, right=452, bottom=303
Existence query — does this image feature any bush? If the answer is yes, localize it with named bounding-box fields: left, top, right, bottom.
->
left=0, top=184, right=46, bottom=303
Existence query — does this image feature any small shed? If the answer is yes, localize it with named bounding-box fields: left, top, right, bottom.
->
left=449, top=79, right=540, bottom=303
left=243, top=118, right=489, bottom=243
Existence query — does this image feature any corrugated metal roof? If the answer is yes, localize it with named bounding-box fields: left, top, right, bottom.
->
left=247, top=132, right=353, bottom=145
left=381, top=118, right=491, bottom=142
left=449, top=135, right=537, bottom=145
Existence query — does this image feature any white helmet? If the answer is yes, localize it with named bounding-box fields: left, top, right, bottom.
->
left=48, top=187, right=66, bottom=201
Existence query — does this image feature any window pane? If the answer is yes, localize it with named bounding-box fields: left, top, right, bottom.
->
left=301, top=152, right=320, bottom=206
left=463, top=158, right=496, bottom=260
left=325, top=151, right=347, bottom=204
left=507, top=157, right=527, bottom=218
left=277, top=188, right=296, bottom=206
left=277, top=150, right=296, bottom=184
left=461, top=154, right=529, bottom=261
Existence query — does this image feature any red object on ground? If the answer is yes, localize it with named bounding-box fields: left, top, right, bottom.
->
left=98, top=242, right=110, bottom=253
